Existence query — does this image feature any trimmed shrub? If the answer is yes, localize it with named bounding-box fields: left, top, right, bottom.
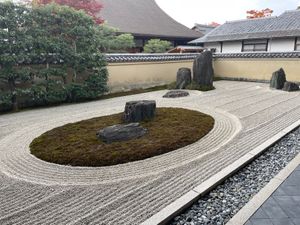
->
left=143, top=39, right=172, bottom=53
left=0, top=2, right=108, bottom=112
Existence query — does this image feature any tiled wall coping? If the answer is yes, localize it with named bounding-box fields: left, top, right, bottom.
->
left=105, top=53, right=199, bottom=63
left=215, top=52, right=300, bottom=59
left=105, top=52, right=300, bottom=63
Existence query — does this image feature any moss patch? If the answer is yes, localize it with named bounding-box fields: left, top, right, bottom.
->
left=100, top=85, right=169, bottom=100
left=168, top=81, right=215, bottom=91
left=185, top=81, right=215, bottom=91
left=30, top=108, right=214, bottom=167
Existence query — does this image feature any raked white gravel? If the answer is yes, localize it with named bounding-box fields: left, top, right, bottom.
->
left=0, top=81, right=300, bottom=225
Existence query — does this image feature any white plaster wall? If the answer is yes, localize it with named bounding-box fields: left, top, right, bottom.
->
left=222, top=41, right=242, bottom=53
left=205, top=41, right=242, bottom=53
left=268, top=38, right=295, bottom=52
left=204, top=42, right=221, bottom=53
left=204, top=39, right=296, bottom=53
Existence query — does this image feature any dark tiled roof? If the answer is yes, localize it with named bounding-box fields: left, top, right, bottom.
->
left=192, top=24, right=216, bottom=35
left=191, top=10, right=300, bottom=43
left=105, top=53, right=200, bottom=63
left=99, top=0, right=201, bottom=39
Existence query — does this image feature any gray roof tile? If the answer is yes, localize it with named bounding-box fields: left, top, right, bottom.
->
left=191, top=10, right=300, bottom=43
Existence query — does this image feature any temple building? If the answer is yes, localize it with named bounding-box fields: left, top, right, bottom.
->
left=100, top=0, right=202, bottom=52
left=190, top=9, right=300, bottom=53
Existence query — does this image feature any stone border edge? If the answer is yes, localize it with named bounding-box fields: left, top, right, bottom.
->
left=226, top=139, right=300, bottom=225
left=141, top=119, right=300, bottom=225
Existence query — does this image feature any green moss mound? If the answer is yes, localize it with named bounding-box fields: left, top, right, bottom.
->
left=168, top=81, right=215, bottom=91
left=30, top=108, right=214, bottom=167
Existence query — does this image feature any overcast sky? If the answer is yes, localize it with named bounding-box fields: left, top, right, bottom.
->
left=4, top=0, right=300, bottom=28
left=155, top=0, right=300, bottom=28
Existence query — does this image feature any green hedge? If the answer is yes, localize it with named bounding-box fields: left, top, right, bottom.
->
left=0, top=2, right=108, bottom=112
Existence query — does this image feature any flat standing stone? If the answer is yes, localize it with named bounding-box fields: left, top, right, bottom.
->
left=96, top=123, right=147, bottom=144
left=163, top=90, right=190, bottom=98
left=193, top=51, right=214, bottom=87
left=270, top=68, right=286, bottom=89
left=123, top=100, right=156, bottom=123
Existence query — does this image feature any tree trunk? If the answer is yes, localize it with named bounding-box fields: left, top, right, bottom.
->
left=45, top=63, right=49, bottom=92
left=8, top=78, right=18, bottom=111
left=62, top=74, right=67, bottom=85
left=73, top=70, right=77, bottom=83
left=72, top=41, right=77, bottom=82
left=11, top=94, right=18, bottom=112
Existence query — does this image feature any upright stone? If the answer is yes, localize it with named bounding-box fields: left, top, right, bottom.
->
left=270, top=68, right=286, bottom=89
left=193, top=51, right=214, bottom=87
left=176, top=68, right=191, bottom=89
left=282, top=81, right=299, bottom=92
left=123, top=100, right=156, bottom=123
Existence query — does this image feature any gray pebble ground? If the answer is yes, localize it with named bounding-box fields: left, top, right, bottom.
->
left=1, top=81, right=300, bottom=225
left=170, top=127, right=300, bottom=225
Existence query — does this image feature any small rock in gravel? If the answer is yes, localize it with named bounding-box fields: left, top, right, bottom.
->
left=282, top=82, right=299, bottom=92
left=163, top=90, right=190, bottom=98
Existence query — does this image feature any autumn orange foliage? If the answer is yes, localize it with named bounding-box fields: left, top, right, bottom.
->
left=30, top=0, right=103, bottom=24
left=247, top=8, right=273, bottom=19
left=208, top=22, right=220, bottom=27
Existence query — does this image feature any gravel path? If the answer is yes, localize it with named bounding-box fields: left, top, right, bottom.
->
left=170, top=124, right=300, bottom=225
left=0, top=81, right=300, bottom=225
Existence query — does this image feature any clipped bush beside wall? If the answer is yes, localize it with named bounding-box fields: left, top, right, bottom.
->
left=0, top=2, right=108, bottom=112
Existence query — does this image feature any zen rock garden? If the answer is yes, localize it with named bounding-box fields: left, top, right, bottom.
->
left=4, top=1, right=300, bottom=224
left=164, top=51, right=214, bottom=98
left=5, top=61, right=300, bottom=225
left=98, top=58, right=298, bottom=145
left=97, top=100, right=156, bottom=143
left=270, top=68, right=299, bottom=91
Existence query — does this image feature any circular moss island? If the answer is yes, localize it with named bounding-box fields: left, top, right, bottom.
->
left=30, top=108, right=215, bottom=167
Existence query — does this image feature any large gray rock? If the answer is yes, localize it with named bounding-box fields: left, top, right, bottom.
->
left=282, top=81, right=299, bottom=92
left=193, top=51, right=214, bottom=87
left=123, top=100, right=156, bottom=123
left=96, top=123, right=147, bottom=143
left=176, top=68, right=191, bottom=89
left=163, top=90, right=189, bottom=98
left=270, top=68, right=286, bottom=89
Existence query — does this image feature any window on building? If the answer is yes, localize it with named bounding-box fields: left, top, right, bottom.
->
left=295, top=38, right=300, bottom=51
left=134, top=39, right=144, bottom=48
left=242, top=39, right=268, bottom=52
left=210, top=48, right=217, bottom=53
